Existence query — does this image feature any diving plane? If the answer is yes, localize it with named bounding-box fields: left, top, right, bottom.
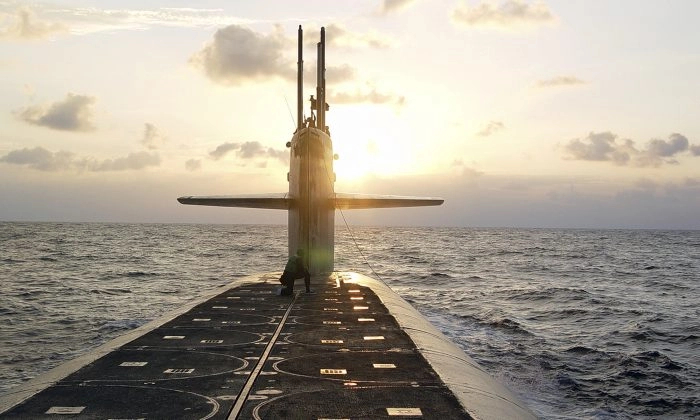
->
left=178, top=27, right=443, bottom=274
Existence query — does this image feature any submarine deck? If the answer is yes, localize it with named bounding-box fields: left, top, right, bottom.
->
left=0, top=272, right=534, bottom=420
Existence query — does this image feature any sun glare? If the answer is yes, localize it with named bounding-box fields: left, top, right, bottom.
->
left=330, top=105, right=418, bottom=181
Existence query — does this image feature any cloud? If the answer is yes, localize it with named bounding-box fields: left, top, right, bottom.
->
left=303, top=63, right=357, bottom=86
left=476, top=121, right=505, bottom=137
left=238, top=141, right=267, bottom=159
left=324, top=24, right=393, bottom=49
left=0, top=147, right=77, bottom=171
left=190, top=24, right=294, bottom=85
left=636, top=133, right=689, bottom=167
left=0, top=147, right=160, bottom=171
left=452, top=0, right=556, bottom=29
left=0, top=4, right=251, bottom=38
left=0, top=6, right=66, bottom=40
left=564, top=132, right=698, bottom=167
left=185, top=159, right=202, bottom=171
left=208, top=141, right=288, bottom=164
left=141, top=123, right=166, bottom=150
left=564, top=132, right=634, bottom=164
left=535, top=76, right=586, bottom=88
left=378, top=0, right=418, bottom=15
left=691, top=144, right=700, bottom=156
left=17, top=93, right=96, bottom=132
left=331, top=86, right=405, bottom=107
left=209, top=142, right=240, bottom=160
left=94, top=151, right=161, bottom=171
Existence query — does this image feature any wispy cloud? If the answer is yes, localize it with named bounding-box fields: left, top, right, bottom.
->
left=185, top=159, right=202, bottom=171
left=209, top=142, right=240, bottom=160
left=140, top=123, right=166, bottom=150
left=190, top=24, right=294, bottom=85
left=535, top=76, right=586, bottom=88
left=564, top=132, right=698, bottom=167
left=0, top=4, right=251, bottom=39
left=323, top=24, right=395, bottom=49
left=476, top=121, right=505, bottom=137
left=377, top=0, right=418, bottom=15
left=94, top=151, right=161, bottom=171
left=452, top=0, right=556, bottom=29
left=331, top=86, right=405, bottom=107
left=0, top=147, right=160, bottom=171
left=0, top=6, right=66, bottom=40
left=208, top=141, right=288, bottom=164
left=17, top=93, right=96, bottom=132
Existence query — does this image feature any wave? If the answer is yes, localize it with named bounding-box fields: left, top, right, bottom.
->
left=125, top=271, right=159, bottom=277
left=489, top=318, right=533, bottom=335
left=419, top=272, right=452, bottom=279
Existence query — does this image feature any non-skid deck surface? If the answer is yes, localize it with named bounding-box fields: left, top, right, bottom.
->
left=1, top=273, right=470, bottom=419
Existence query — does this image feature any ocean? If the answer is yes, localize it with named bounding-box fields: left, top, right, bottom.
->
left=0, top=222, right=698, bottom=419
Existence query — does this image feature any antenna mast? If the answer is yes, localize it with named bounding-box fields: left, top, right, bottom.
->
left=297, top=25, right=303, bottom=131
left=316, top=27, right=326, bottom=133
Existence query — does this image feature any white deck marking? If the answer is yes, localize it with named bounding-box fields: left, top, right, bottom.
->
left=163, top=368, right=194, bottom=374
left=45, top=406, right=85, bottom=414
left=387, top=408, right=422, bottom=416
left=320, top=369, right=347, bottom=375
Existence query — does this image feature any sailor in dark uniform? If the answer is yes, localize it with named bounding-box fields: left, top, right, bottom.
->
left=279, top=249, right=312, bottom=295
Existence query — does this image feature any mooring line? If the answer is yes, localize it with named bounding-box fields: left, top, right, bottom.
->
left=227, top=292, right=299, bottom=419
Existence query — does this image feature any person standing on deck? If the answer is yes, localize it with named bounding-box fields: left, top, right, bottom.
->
left=279, top=249, right=312, bottom=295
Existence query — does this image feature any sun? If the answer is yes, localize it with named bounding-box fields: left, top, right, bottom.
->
left=329, top=104, right=416, bottom=182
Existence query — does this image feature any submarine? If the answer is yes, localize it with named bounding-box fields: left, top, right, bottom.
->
left=0, top=27, right=536, bottom=419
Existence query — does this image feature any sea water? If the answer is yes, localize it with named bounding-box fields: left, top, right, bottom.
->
left=0, top=222, right=698, bottom=419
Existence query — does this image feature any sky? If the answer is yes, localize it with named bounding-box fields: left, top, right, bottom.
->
left=1, top=0, right=699, bottom=229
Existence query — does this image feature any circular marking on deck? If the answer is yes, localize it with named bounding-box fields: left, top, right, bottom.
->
left=251, top=388, right=465, bottom=419
left=27, top=385, right=220, bottom=419
left=180, top=313, right=276, bottom=326
left=133, top=328, right=263, bottom=347
left=293, top=313, right=392, bottom=326
left=284, top=329, right=409, bottom=348
left=61, top=349, right=247, bottom=382
left=272, top=352, right=436, bottom=382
